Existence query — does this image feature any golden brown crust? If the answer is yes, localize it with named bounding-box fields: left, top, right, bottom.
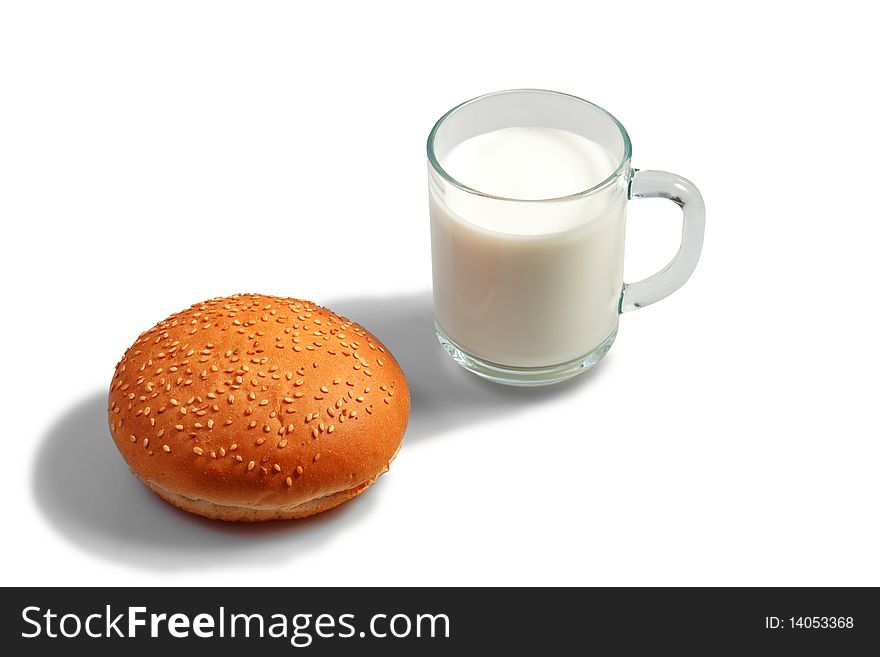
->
left=108, top=294, right=409, bottom=520
left=141, top=467, right=385, bottom=521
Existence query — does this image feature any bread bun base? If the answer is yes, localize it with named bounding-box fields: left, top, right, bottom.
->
left=140, top=464, right=388, bottom=521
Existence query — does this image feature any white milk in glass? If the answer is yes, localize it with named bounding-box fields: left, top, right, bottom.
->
left=430, top=127, right=627, bottom=368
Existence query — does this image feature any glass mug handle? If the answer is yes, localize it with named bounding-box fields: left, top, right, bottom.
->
left=620, top=169, right=706, bottom=313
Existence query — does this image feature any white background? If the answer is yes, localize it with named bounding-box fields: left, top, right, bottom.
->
left=2, top=0, right=878, bottom=587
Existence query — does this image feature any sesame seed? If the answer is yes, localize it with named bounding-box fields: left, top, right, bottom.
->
left=129, top=435, right=136, bottom=443
left=219, top=447, right=226, bottom=457
left=327, top=425, right=335, bottom=433
left=235, top=455, right=243, bottom=462
left=193, top=447, right=204, bottom=455
left=286, top=477, right=293, bottom=487
left=296, top=465, right=304, bottom=476
left=143, top=438, right=149, bottom=448
left=207, top=419, right=214, bottom=429
left=312, top=427, right=319, bottom=439
left=278, top=439, right=288, bottom=448
left=320, top=386, right=329, bottom=393
left=274, top=463, right=282, bottom=472
left=259, top=399, right=269, bottom=406
left=314, top=453, right=321, bottom=462
left=175, top=424, right=184, bottom=431
left=230, top=443, right=238, bottom=450
left=163, top=445, right=171, bottom=452
left=247, top=460, right=255, bottom=471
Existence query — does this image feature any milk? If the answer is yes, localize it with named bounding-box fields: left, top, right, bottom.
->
left=430, top=127, right=627, bottom=368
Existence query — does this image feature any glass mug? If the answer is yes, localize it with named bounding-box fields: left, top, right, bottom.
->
left=427, top=89, right=705, bottom=386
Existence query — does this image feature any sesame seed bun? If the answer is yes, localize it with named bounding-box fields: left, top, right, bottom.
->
left=108, top=293, right=409, bottom=522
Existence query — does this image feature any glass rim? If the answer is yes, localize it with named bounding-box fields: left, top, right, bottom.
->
left=426, top=89, right=633, bottom=203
